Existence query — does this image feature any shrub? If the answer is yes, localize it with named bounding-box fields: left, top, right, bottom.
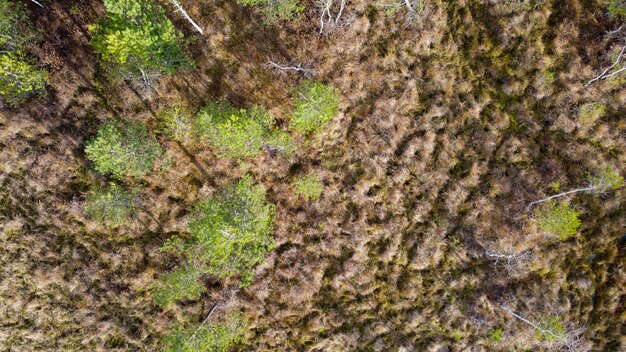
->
left=158, top=105, right=194, bottom=143
left=84, top=182, right=138, bottom=227
left=292, top=173, right=324, bottom=201
left=237, top=0, right=303, bottom=22
left=535, top=201, right=581, bottom=240
left=487, top=327, right=503, bottom=342
left=290, top=80, right=339, bottom=134
left=187, top=176, right=275, bottom=286
left=0, top=53, right=48, bottom=106
left=85, top=118, right=164, bottom=179
left=577, top=103, right=606, bottom=125
left=606, top=0, right=626, bottom=17
left=152, top=264, right=205, bottom=308
left=89, top=0, right=189, bottom=85
left=163, top=315, right=244, bottom=352
left=195, top=101, right=293, bottom=158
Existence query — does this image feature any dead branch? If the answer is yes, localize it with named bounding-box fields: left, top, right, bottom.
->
left=586, top=44, right=626, bottom=86
left=267, top=60, right=315, bottom=76
left=169, top=0, right=203, bottom=34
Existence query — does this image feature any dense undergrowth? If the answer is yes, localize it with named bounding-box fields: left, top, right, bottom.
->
left=0, top=0, right=625, bottom=351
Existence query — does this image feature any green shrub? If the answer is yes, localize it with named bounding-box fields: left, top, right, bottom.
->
left=606, top=0, right=626, bottom=17
left=152, top=264, right=205, bottom=308
left=487, top=327, right=503, bottom=342
left=577, top=103, right=606, bottom=125
left=292, top=173, right=324, bottom=201
left=535, top=201, right=581, bottom=240
left=89, top=0, right=189, bottom=85
left=158, top=105, right=194, bottom=143
left=290, top=80, right=339, bottom=134
left=0, top=53, right=48, bottom=106
left=237, top=0, right=303, bottom=22
left=187, top=176, right=275, bottom=286
left=84, top=182, right=138, bottom=227
left=195, top=101, right=293, bottom=158
left=85, top=118, right=164, bottom=179
left=163, top=315, right=244, bottom=352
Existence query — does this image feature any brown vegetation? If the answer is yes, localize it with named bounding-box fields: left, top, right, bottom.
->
left=0, top=0, right=624, bottom=351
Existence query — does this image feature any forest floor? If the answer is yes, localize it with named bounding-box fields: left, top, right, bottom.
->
left=1, top=0, right=625, bottom=351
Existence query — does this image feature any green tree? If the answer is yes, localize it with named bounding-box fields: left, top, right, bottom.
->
left=187, top=176, right=275, bottom=286
left=605, top=0, right=626, bottom=17
left=535, top=201, right=581, bottom=240
left=0, top=0, right=47, bottom=105
left=0, top=53, right=48, bottom=106
left=89, top=0, right=189, bottom=87
left=85, top=118, right=164, bottom=179
left=152, top=264, right=205, bottom=308
left=0, top=0, right=38, bottom=52
left=158, top=105, right=194, bottom=143
left=292, top=173, right=324, bottom=201
left=290, top=80, right=339, bottom=134
left=195, top=101, right=293, bottom=158
left=84, top=182, right=138, bottom=227
left=237, top=0, right=303, bottom=22
left=163, top=315, right=244, bottom=352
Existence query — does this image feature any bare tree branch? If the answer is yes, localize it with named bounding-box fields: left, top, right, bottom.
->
left=586, top=45, right=626, bottom=86
left=267, top=60, right=315, bottom=75
left=169, top=0, right=203, bottom=35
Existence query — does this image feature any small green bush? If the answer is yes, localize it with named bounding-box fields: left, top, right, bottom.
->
left=577, top=103, right=606, bottom=125
left=535, top=201, right=581, bottom=240
left=0, top=53, right=48, bottom=106
left=290, top=81, right=339, bottom=134
left=89, top=0, right=189, bottom=84
left=163, top=315, right=244, bottom=352
left=292, top=173, right=324, bottom=201
left=188, top=175, right=275, bottom=286
left=158, top=105, right=193, bottom=143
left=487, top=327, right=503, bottom=342
left=237, top=0, right=303, bottom=22
left=84, top=182, right=138, bottom=227
left=152, top=264, right=205, bottom=308
left=606, top=0, right=626, bottom=17
left=85, top=118, right=164, bottom=179
left=195, top=101, right=293, bottom=158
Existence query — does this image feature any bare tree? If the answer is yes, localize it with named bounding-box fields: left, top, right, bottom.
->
left=169, top=0, right=204, bottom=35
left=499, top=305, right=588, bottom=352
left=317, top=0, right=346, bottom=34
left=528, top=167, right=623, bottom=207
left=586, top=44, right=626, bottom=86
left=485, top=249, right=533, bottom=272
left=30, top=0, right=44, bottom=7
left=267, top=60, right=315, bottom=76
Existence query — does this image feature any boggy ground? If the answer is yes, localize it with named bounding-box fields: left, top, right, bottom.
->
left=0, top=0, right=624, bottom=351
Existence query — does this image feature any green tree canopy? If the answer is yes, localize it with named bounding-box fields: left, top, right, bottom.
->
left=84, top=182, right=138, bottom=227
left=188, top=176, right=275, bottom=286
left=195, top=101, right=294, bottom=158
left=89, top=0, right=189, bottom=85
left=0, top=53, right=48, bottom=106
left=535, top=201, right=581, bottom=240
left=0, top=0, right=47, bottom=105
left=85, top=118, right=163, bottom=179
left=290, top=80, right=339, bottom=134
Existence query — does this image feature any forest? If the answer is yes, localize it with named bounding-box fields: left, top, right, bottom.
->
left=0, top=0, right=625, bottom=351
